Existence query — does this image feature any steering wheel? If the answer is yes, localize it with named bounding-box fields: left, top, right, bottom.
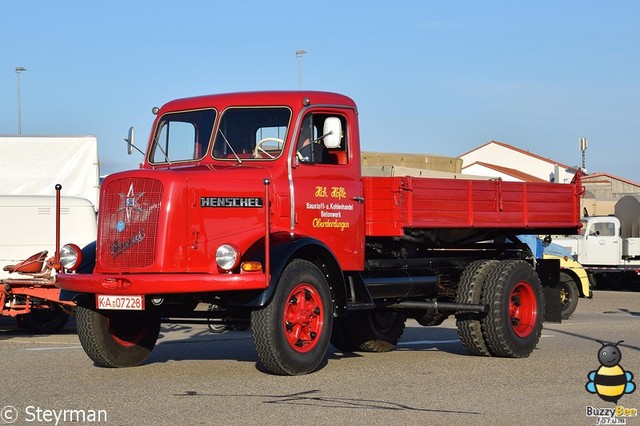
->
left=253, top=137, right=284, bottom=158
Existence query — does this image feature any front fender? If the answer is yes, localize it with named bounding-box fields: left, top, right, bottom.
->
left=227, top=233, right=345, bottom=309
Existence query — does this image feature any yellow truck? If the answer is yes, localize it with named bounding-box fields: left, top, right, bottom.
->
left=544, top=250, right=591, bottom=320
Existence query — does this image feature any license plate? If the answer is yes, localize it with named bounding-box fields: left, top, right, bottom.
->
left=96, top=295, right=144, bottom=310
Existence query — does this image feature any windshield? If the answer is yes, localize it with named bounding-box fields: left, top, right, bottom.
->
left=149, top=109, right=216, bottom=164
left=213, top=107, right=290, bottom=160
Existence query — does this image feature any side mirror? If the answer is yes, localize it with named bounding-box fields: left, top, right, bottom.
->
left=125, top=126, right=135, bottom=155
left=322, top=117, right=342, bottom=149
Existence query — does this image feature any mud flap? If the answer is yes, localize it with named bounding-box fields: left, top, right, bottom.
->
left=536, top=258, right=561, bottom=323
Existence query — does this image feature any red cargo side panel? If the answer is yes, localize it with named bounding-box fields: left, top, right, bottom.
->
left=363, top=176, right=581, bottom=237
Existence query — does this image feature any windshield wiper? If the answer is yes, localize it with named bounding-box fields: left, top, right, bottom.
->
left=217, top=129, right=242, bottom=165
left=151, top=137, right=172, bottom=164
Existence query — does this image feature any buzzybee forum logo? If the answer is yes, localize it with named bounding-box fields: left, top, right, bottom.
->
left=586, top=340, right=635, bottom=403
left=585, top=340, right=637, bottom=424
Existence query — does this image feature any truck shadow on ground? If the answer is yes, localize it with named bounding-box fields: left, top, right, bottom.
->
left=146, top=323, right=467, bottom=368
left=0, top=315, right=78, bottom=337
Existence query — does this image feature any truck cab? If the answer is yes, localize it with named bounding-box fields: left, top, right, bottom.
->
left=558, top=217, right=621, bottom=266
left=60, top=92, right=363, bottom=294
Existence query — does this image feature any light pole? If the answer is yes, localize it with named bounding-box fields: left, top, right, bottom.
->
left=295, top=50, right=307, bottom=89
left=16, top=67, right=27, bottom=135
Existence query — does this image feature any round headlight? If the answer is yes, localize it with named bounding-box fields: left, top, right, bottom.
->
left=216, top=244, right=240, bottom=271
left=60, top=243, right=83, bottom=271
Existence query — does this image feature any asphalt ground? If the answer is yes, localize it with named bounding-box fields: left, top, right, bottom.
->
left=1, top=289, right=639, bottom=426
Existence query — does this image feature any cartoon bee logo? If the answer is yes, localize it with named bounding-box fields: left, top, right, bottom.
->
left=586, top=340, right=636, bottom=403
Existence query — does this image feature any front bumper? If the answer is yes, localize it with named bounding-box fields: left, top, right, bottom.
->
left=55, top=272, right=269, bottom=295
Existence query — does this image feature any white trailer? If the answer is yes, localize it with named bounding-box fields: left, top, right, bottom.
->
left=0, top=135, right=99, bottom=278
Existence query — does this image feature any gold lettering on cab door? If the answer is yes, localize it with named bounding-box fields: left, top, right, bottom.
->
left=306, top=186, right=353, bottom=231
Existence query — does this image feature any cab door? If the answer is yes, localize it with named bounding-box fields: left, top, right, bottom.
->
left=583, top=219, right=620, bottom=265
left=290, top=111, right=364, bottom=270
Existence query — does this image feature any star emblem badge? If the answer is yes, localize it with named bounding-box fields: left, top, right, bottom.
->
left=118, top=182, right=145, bottom=223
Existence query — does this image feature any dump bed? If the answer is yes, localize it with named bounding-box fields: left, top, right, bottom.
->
left=363, top=175, right=582, bottom=237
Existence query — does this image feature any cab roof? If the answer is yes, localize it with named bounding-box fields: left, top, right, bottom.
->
left=159, top=91, right=357, bottom=114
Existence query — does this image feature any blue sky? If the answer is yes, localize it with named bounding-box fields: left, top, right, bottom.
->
left=2, top=1, right=639, bottom=182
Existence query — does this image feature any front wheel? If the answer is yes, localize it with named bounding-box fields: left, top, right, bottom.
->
left=481, top=260, right=544, bottom=358
left=251, top=259, right=333, bottom=375
left=559, top=272, right=579, bottom=320
left=76, top=306, right=161, bottom=368
left=20, top=304, right=70, bottom=334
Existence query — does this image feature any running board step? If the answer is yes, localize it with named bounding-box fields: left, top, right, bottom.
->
left=345, top=302, right=376, bottom=311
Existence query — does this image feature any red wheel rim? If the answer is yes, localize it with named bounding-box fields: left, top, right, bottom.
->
left=283, top=284, right=324, bottom=353
left=509, top=281, right=537, bottom=338
left=108, top=315, right=146, bottom=347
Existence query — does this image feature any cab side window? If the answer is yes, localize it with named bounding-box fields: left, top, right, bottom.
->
left=590, top=222, right=616, bottom=237
left=296, top=113, right=348, bottom=165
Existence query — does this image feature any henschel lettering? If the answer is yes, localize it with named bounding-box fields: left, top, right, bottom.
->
left=200, top=197, right=263, bottom=208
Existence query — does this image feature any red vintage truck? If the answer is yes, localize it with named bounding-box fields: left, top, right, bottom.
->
left=56, top=91, right=582, bottom=375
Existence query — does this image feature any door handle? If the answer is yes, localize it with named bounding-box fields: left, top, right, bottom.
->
left=352, top=196, right=364, bottom=203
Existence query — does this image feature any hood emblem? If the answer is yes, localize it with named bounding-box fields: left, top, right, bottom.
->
left=118, top=182, right=145, bottom=223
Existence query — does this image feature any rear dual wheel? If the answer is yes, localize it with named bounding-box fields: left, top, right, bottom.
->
left=456, top=260, right=544, bottom=358
left=455, top=259, right=499, bottom=356
left=481, top=260, right=544, bottom=358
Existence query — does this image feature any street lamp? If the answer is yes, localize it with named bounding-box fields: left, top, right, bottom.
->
left=295, top=50, right=307, bottom=89
left=16, top=67, right=27, bottom=135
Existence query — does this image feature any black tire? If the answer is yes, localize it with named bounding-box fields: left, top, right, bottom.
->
left=330, top=316, right=360, bottom=352
left=559, top=271, right=579, bottom=320
left=76, top=306, right=161, bottom=368
left=337, top=310, right=406, bottom=353
left=415, top=309, right=449, bottom=326
left=481, top=260, right=544, bottom=358
left=251, top=259, right=333, bottom=375
left=455, top=259, right=499, bottom=356
left=20, top=305, right=70, bottom=334
left=207, top=304, right=230, bottom=333
left=208, top=323, right=230, bottom=333
left=233, top=322, right=250, bottom=331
